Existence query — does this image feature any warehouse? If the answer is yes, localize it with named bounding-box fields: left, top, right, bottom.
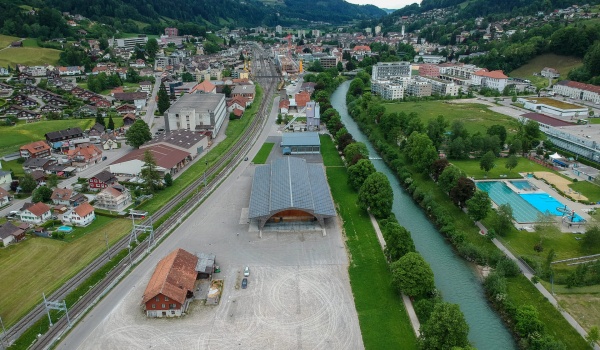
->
left=248, top=157, right=336, bottom=229
left=280, top=132, right=320, bottom=154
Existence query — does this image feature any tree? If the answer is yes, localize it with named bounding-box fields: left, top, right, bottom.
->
left=479, top=151, right=496, bottom=175
left=586, top=326, right=599, bottom=348
left=358, top=172, right=393, bottom=218
left=466, top=191, right=492, bottom=221
left=431, top=159, right=449, bottom=182
left=515, top=305, right=545, bottom=337
left=140, top=150, right=161, bottom=193
left=382, top=222, right=415, bottom=261
left=46, top=174, right=59, bottom=188
left=505, top=155, right=519, bottom=172
left=406, top=132, right=438, bottom=174
left=222, top=85, right=232, bottom=98
left=348, top=159, right=376, bottom=191
left=125, top=120, right=152, bottom=148
left=509, top=138, right=523, bottom=155
left=391, top=252, right=435, bottom=297
left=343, top=142, right=368, bottom=165
left=337, top=61, right=344, bottom=72
left=157, top=82, right=170, bottom=114
left=449, top=177, right=476, bottom=208
left=182, top=72, right=195, bottom=82
left=493, top=204, right=514, bottom=237
left=32, top=186, right=53, bottom=203
left=95, top=113, right=106, bottom=127
left=418, top=302, right=470, bottom=350
left=145, top=38, right=159, bottom=60
left=438, top=165, right=465, bottom=193
left=20, top=173, right=37, bottom=193
left=164, top=173, right=173, bottom=187
left=107, top=115, right=115, bottom=131
left=487, top=124, right=507, bottom=145
left=582, top=226, right=600, bottom=251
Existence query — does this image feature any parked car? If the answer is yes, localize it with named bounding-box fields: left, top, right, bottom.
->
left=241, top=278, right=248, bottom=289
left=244, top=266, right=250, bottom=277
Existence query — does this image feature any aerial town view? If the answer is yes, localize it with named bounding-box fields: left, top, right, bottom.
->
left=1, top=0, right=600, bottom=349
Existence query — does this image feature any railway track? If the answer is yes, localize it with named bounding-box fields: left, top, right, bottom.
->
left=4, top=46, right=280, bottom=350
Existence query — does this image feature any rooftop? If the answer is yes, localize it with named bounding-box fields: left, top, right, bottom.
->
left=526, top=97, right=586, bottom=110
left=521, top=112, right=574, bottom=127
left=281, top=132, right=321, bottom=147
left=165, top=93, right=225, bottom=115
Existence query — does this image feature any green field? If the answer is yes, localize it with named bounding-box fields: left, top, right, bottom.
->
left=0, top=216, right=131, bottom=327
left=252, top=142, right=274, bottom=164
left=326, top=166, right=417, bottom=349
left=0, top=119, right=96, bottom=156
left=510, top=54, right=583, bottom=89
left=383, top=101, right=517, bottom=136
left=568, top=180, right=600, bottom=202
left=320, top=134, right=344, bottom=167
left=21, top=38, right=39, bottom=47
left=0, top=47, right=61, bottom=67
left=0, top=34, right=19, bottom=48
left=450, top=157, right=552, bottom=179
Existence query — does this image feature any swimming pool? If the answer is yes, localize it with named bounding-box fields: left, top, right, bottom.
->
left=476, top=181, right=583, bottom=223
left=510, top=180, right=534, bottom=191
left=57, top=226, right=73, bottom=233
left=476, top=182, right=541, bottom=223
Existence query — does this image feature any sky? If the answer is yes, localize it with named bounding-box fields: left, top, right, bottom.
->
left=344, top=0, right=420, bottom=10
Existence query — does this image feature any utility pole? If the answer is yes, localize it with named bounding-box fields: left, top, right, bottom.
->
left=0, top=316, right=7, bottom=349
left=104, top=231, right=111, bottom=259
left=204, top=161, right=208, bottom=188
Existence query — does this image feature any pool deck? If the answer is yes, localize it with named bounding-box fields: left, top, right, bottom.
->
left=477, top=175, right=596, bottom=233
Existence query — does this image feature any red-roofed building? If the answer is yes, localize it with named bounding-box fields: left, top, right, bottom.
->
left=232, top=108, right=244, bottom=118
left=352, top=45, right=371, bottom=55
left=67, top=144, right=103, bottom=169
left=472, top=69, right=508, bottom=91
left=142, top=248, right=198, bottom=317
left=109, top=144, right=192, bottom=177
left=193, top=80, right=216, bottom=94
left=20, top=141, right=51, bottom=159
left=279, top=99, right=290, bottom=114
left=227, top=95, right=249, bottom=112
left=62, top=202, right=95, bottom=226
left=19, top=202, right=51, bottom=225
left=553, top=80, right=600, bottom=104
left=94, top=186, right=131, bottom=211
left=295, top=91, right=311, bottom=108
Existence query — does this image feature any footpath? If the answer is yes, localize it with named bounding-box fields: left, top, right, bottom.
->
left=369, top=214, right=421, bottom=337
left=476, top=222, right=600, bottom=350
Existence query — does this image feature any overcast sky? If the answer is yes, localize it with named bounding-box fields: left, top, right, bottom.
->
left=345, top=0, right=419, bottom=10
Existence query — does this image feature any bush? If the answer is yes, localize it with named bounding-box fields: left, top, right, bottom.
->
left=496, top=257, right=521, bottom=277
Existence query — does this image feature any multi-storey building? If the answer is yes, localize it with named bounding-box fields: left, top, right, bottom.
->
left=553, top=80, right=600, bottom=104
left=406, top=81, right=432, bottom=97
left=371, top=62, right=411, bottom=80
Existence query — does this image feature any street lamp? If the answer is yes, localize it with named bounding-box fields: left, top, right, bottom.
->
left=204, top=161, right=208, bottom=188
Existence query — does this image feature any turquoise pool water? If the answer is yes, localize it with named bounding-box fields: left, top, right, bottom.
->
left=520, top=193, right=585, bottom=222
left=510, top=180, right=534, bottom=191
left=57, top=226, right=73, bottom=232
left=476, top=182, right=540, bottom=223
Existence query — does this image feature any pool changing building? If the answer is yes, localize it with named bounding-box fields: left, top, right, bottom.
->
left=248, top=157, right=336, bottom=229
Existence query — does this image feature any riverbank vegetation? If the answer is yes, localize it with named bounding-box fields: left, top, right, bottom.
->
left=344, top=77, right=591, bottom=349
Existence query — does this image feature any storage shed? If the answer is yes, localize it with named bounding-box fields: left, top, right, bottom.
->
left=280, top=132, right=320, bottom=154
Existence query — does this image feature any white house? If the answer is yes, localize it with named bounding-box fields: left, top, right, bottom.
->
left=62, top=202, right=95, bottom=226
left=19, top=202, right=52, bottom=225
left=0, top=188, right=11, bottom=207
left=94, top=186, right=132, bottom=211
left=0, top=169, right=12, bottom=191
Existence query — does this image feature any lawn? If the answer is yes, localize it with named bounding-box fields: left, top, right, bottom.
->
left=510, top=54, right=583, bottom=88
left=21, top=38, right=39, bottom=47
left=0, top=119, right=96, bottom=157
left=2, top=159, right=25, bottom=179
left=0, top=47, right=61, bottom=67
left=0, top=34, right=19, bottom=48
left=506, top=275, right=589, bottom=350
left=252, top=142, right=274, bottom=164
left=450, top=157, right=552, bottom=179
left=383, top=101, right=517, bottom=136
left=569, top=180, right=600, bottom=202
left=320, top=134, right=344, bottom=167
left=0, top=216, right=131, bottom=327
left=326, top=166, right=417, bottom=350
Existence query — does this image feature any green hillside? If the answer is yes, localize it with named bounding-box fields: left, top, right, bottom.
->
left=510, top=54, right=583, bottom=88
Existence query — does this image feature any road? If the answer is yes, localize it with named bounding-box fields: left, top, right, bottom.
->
left=142, top=74, right=162, bottom=130
left=0, top=145, right=133, bottom=217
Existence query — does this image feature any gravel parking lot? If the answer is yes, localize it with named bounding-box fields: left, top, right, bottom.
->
left=61, top=162, right=364, bottom=350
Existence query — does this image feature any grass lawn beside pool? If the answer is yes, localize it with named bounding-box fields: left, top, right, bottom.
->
left=0, top=47, right=61, bottom=67
left=0, top=216, right=131, bottom=327
left=252, top=142, right=274, bottom=164
left=451, top=157, right=552, bottom=179
left=568, top=180, right=600, bottom=202
left=383, top=101, right=517, bottom=136
left=0, top=119, right=96, bottom=157
left=326, top=166, right=417, bottom=350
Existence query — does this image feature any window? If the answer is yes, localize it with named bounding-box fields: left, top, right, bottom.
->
left=162, top=304, right=166, bottom=308
left=155, top=297, right=159, bottom=301
left=170, top=303, right=176, bottom=309
left=164, top=297, right=169, bottom=301
left=152, top=304, right=155, bottom=309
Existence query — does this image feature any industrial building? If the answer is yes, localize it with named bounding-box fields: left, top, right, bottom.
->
left=164, top=93, right=227, bottom=138
left=248, top=157, right=336, bottom=229
left=114, top=36, right=148, bottom=50
left=305, top=101, right=320, bottom=131
left=280, top=132, right=321, bottom=154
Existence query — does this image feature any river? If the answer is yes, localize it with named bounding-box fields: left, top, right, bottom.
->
left=331, top=81, right=515, bottom=349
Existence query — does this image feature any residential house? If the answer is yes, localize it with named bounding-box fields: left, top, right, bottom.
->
left=30, top=170, right=46, bottom=185
left=51, top=188, right=87, bottom=207
left=279, top=99, right=290, bottom=114
left=88, top=170, right=118, bottom=190
left=45, top=127, right=84, bottom=144
left=20, top=141, right=51, bottom=159
left=94, top=99, right=112, bottom=108
left=23, top=158, right=57, bottom=173
left=94, top=186, right=131, bottom=211
left=0, top=222, right=25, bottom=246
left=231, top=85, right=256, bottom=100
left=295, top=91, right=311, bottom=108
left=58, top=66, right=84, bottom=76
left=77, top=105, right=98, bottom=117
left=541, top=67, right=560, bottom=78
left=0, top=187, right=12, bottom=206
left=116, top=104, right=137, bottom=115
left=139, top=81, right=152, bottom=93
left=113, top=92, right=147, bottom=109
left=194, top=80, right=216, bottom=94
left=62, top=202, right=95, bottom=226
left=226, top=96, right=249, bottom=113
left=19, top=202, right=52, bottom=225
left=123, top=113, right=136, bottom=126
left=142, top=248, right=198, bottom=318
